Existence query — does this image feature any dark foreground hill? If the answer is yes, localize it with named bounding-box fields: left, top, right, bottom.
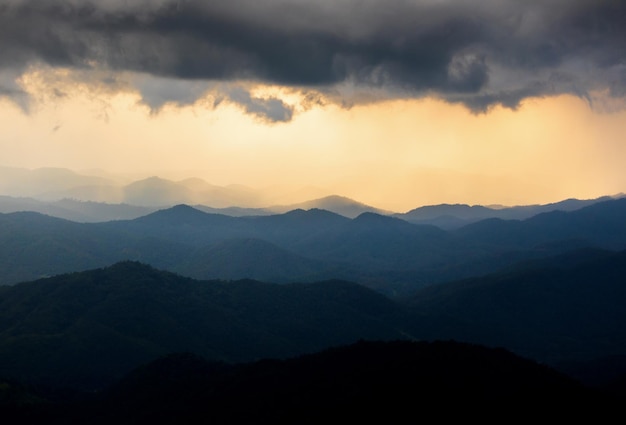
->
left=406, top=249, right=626, bottom=366
left=2, top=249, right=626, bottom=394
left=2, top=340, right=615, bottom=424
left=0, top=262, right=407, bottom=390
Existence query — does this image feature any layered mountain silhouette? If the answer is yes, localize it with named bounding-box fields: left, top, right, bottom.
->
left=407, top=248, right=626, bottom=365
left=3, top=166, right=626, bottom=420
left=2, top=250, right=626, bottom=392
left=0, top=166, right=386, bottom=215
left=269, top=194, right=391, bottom=218
left=0, top=262, right=406, bottom=389
left=177, top=238, right=341, bottom=283
left=396, top=196, right=620, bottom=229
left=2, top=166, right=620, bottom=223
left=0, top=196, right=154, bottom=222
left=2, top=198, right=626, bottom=295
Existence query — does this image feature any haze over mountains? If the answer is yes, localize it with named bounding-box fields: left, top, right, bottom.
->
left=3, top=0, right=626, bottom=420
left=0, top=166, right=622, bottom=224
left=0, top=165, right=340, bottom=212
left=2, top=164, right=626, bottom=420
left=1, top=194, right=626, bottom=296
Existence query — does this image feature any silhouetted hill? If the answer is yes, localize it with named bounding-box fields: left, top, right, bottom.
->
left=109, top=341, right=605, bottom=424
left=177, top=238, right=342, bottom=282
left=3, top=198, right=626, bottom=295
left=0, top=211, right=192, bottom=285
left=194, top=204, right=273, bottom=216
left=0, top=196, right=156, bottom=222
left=111, top=205, right=254, bottom=246
left=5, top=341, right=611, bottom=424
left=244, top=208, right=350, bottom=246
left=406, top=249, right=626, bottom=365
left=122, top=177, right=198, bottom=207
left=293, top=212, right=449, bottom=270
left=0, top=262, right=407, bottom=389
left=398, top=196, right=619, bottom=229
left=455, top=198, right=626, bottom=250
left=270, top=195, right=390, bottom=218
left=0, top=196, right=92, bottom=221
left=399, top=203, right=496, bottom=228
left=135, top=204, right=225, bottom=226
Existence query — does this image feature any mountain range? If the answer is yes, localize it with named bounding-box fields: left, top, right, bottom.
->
left=0, top=166, right=354, bottom=213
left=0, top=261, right=405, bottom=389
left=1, top=166, right=621, bottom=224
left=3, top=164, right=626, bottom=419
left=1, top=249, right=626, bottom=393
left=2, top=198, right=626, bottom=296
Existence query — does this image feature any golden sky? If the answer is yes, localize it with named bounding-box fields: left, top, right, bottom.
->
left=1, top=1, right=626, bottom=212
left=1, top=71, right=625, bottom=211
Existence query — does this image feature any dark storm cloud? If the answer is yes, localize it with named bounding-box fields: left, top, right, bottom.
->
left=1, top=0, right=625, bottom=114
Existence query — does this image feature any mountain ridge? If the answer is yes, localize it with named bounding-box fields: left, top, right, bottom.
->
left=2, top=165, right=621, bottom=222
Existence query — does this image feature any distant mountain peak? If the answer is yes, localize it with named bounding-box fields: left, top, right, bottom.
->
left=136, top=204, right=213, bottom=224
left=354, top=212, right=393, bottom=222
left=107, top=260, right=156, bottom=273
left=129, top=176, right=170, bottom=185
left=270, top=194, right=390, bottom=218
left=280, top=208, right=345, bottom=220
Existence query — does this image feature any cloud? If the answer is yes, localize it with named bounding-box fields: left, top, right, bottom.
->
left=225, top=86, right=294, bottom=123
left=129, top=74, right=294, bottom=122
left=0, top=69, right=31, bottom=112
left=1, top=0, right=625, bottom=114
left=132, top=74, right=212, bottom=111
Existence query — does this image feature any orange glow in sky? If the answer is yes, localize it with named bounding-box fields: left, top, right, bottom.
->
left=1, top=70, right=625, bottom=212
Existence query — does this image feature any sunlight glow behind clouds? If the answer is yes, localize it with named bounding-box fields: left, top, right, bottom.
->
left=2, top=68, right=625, bottom=211
left=1, top=0, right=626, bottom=115
left=1, top=0, right=625, bottom=210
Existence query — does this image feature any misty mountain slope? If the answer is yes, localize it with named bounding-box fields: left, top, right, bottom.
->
left=269, top=195, right=390, bottom=218
left=0, top=166, right=116, bottom=199
left=0, top=195, right=93, bottom=222
left=243, top=208, right=350, bottom=246
left=122, top=177, right=203, bottom=207
left=397, top=196, right=617, bottom=229
left=291, top=212, right=450, bottom=269
left=104, top=205, right=257, bottom=246
left=397, top=204, right=497, bottom=229
left=0, top=262, right=408, bottom=389
left=500, top=196, right=618, bottom=219
left=179, top=179, right=265, bottom=208
left=0, top=196, right=155, bottom=222
left=3, top=198, right=626, bottom=294
left=406, top=249, right=626, bottom=364
left=176, top=238, right=346, bottom=283
left=194, top=204, right=273, bottom=217
left=0, top=211, right=193, bottom=285
left=0, top=212, right=122, bottom=284
left=454, top=198, right=626, bottom=250
left=54, top=199, right=155, bottom=222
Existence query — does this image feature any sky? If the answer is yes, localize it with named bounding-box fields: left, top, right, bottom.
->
left=1, top=0, right=625, bottom=211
